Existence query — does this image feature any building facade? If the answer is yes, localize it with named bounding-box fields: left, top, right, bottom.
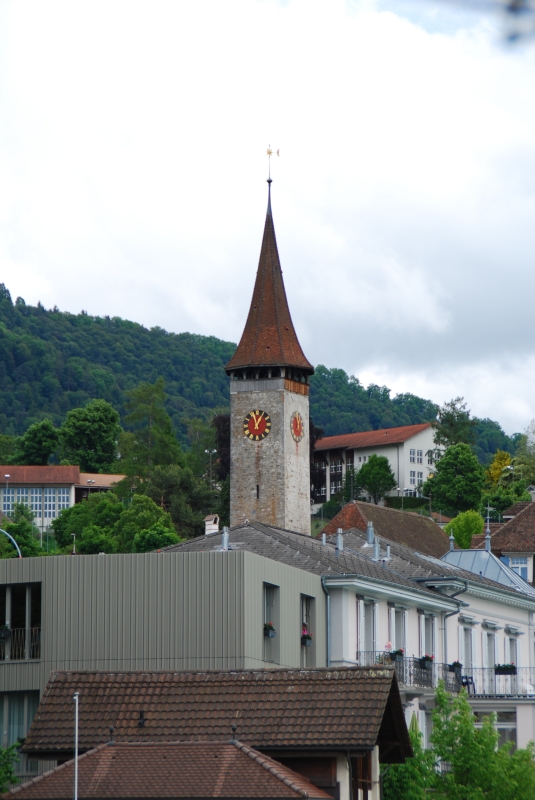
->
left=313, top=424, right=435, bottom=507
left=225, top=181, right=313, bottom=535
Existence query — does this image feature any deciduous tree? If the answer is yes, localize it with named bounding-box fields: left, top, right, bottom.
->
left=486, top=450, right=512, bottom=486
left=444, top=510, right=484, bottom=549
left=356, top=454, right=397, bottom=505
left=422, top=443, right=484, bottom=516
left=12, top=419, right=59, bottom=465
left=60, top=400, right=121, bottom=472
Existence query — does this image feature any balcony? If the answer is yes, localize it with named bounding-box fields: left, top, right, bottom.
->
left=0, top=628, right=41, bottom=661
left=356, top=652, right=535, bottom=698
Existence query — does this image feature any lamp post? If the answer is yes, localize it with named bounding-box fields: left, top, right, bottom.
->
left=73, top=692, right=80, bottom=800
left=506, top=465, right=515, bottom=501
left=205, top=449, right=216, bottom=493
left=418, top=491, right=432, bottom=518
left=396, top=488, right=408, bottom=512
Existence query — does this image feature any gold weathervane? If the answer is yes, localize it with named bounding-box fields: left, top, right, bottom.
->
left=266, top=145, right=280, bottom=178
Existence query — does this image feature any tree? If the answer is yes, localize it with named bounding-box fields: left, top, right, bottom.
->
left=433, top=397, right=477, bottom=450
left=113, top=494, right=176, bottom=553
left=487, top=450, right=512, bottom=486
left=514, top=420, right=535, bottom=485
left=357, top=455, right=397, bottom=504
left=382, top=720, right=435, bottom=800
left=3, top=504, right=43, bottom=557
left=0, top=435, right=17, bottom=463
left=444, top=510, right=484, bottom=549
left=0, top=745, right=19, bottom=792
left=422, top=443, right=484, bottom=516
left=123, top=378, right=181, bottom=478
left=133, top=522, right=180, bottom=552
left=12, top=419, right=59, bottom=465
left=142, top=465, right=211, bottom=538
left=60, top=400, right=121, bottom=472
left=51, top=492, right=124, bottom=549
left=212, top=413, right=231, bottom=481
left=383, top=682, right=535, bottom=800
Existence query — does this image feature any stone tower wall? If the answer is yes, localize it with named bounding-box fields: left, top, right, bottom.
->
left=229, top=378, right=310, bottom=535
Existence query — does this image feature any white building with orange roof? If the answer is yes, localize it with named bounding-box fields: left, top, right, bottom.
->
left=313, top=422, right=435, bottom=506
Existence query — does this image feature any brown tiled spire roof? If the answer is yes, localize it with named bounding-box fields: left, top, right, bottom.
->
left=225, top=182, right=313, bottom=375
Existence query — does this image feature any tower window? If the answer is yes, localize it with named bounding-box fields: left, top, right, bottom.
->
left=256, top=485, right=260, bottom=499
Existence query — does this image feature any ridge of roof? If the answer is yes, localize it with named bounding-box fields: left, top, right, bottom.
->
left=315, top=424, right=432, bottom=451
left=225, top=186, right=313, bottom=374
left=488, top=502, right=535, bottom=552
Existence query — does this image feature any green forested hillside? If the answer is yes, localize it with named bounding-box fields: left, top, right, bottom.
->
left=0, top=285, right=516, bottom=461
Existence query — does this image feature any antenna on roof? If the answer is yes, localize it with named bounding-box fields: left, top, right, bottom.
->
left=109, top=726, right=115, bottom=744
left=137, top=710, right=146, bottom=728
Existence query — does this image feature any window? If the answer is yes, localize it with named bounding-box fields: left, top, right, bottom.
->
left=30, top=489, right=42, bottom=518
left=410, top=449, right=416, bottom=463
left=300, top=595, right=315, bottom=667
left=263, top=583, right=279, bottom=663
left=358, top=456, right=362, bottom=463
left=319, top=461, right=326, bottom=472
left=463, top=627, right=473, bottom=668
left=17, top=488, right=29, bottom=506
left=330, top=480, right=342, bottom=494
left=394, top=609, right=405, bottom=652
left=410, top=470, right=416, bottom=485
left=511, top=557, right=528, bottom=581
left=43, top=488, right=56, bottom=519
left=330, top=460, right=342, bottom=474
left=417, top=471, right=423, bottom=485
left=417, top=450, right=423, bottom=463
left=0, top=584, right=42, bottom=661
left=508, top=637, right=518, bottom=665
left=2, top=488, right=14, bottom=516
left=319, top=487, right=326, bottom=496
left=57, top=488, right=70, bottom=512
left=346, top=451, right=354, bottom=466
left=427, top=457, right=433, bottom=465
left=363, top=456, right=367, bottom=463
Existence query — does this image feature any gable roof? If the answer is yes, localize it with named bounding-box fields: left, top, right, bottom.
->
left=323, top=502, right=450, bottom=559
left=23, top=667, right=411, bottom=764
left=7, top=741, right=333, bottom=800
left=164, top=522, right=452, bottom=600
left=488, top=502, right=535, bottom=554
left=225, top=185, right=313, bottom=375
left=502, top=502, right=532, bottom=518
left=315, top=424, right=432, bottom=452
left=0, top=466, right=80, bottom=484
left=327, top=528, right=535, bottom=601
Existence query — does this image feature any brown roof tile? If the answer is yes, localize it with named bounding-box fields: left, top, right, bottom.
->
left=225, top=187, right=313, bottom=375
left=77, top=473, right=126, bottom=488
left=314, top=424, right=432, bottom=452
left=0, top=466, right=80, bottom=484
left=23, top=667, right=410, bottom=763
left=7, top=741, right=333, bottom=800
left=323, top=502, right=449, bottom=559
left=490, top=503, right=535, bottom=554
left=502, top=502, right=532, bottom=518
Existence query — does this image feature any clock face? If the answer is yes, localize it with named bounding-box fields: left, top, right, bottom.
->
left=291, top=411, right=305, bottom=442
left=243, top=410, right=271, bottom=441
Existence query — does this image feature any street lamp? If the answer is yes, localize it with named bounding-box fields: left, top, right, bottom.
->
left=506, top=465, right=515, bottom=500
left=205, top=449, right=217, bottom=493
left=396, top=488, right=409, bottom=512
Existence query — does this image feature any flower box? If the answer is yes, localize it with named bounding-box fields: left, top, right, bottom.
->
left=390, top=653, right=403, bottom=663
left=0, top=628, right=11, bottom=641
left=494, top=665, right=517, bottom=676
left=419, top=657, right=433, bottom=670
left=264, top=629, right=276, bottom=639
left=301, top=636, right=313, bottom=647
left=448, top=663, right=462, bottom=675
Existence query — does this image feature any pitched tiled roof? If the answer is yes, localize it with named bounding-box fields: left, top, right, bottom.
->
left=336, top=528, right=535, bottom=599
left=7, top=741, right=333, bottom=800
left=469, top=525, right=503, bottom=550
left=77, top=473, right=126, bottom=488
left=0, top=466, right=80, bottom=484
left=502, top=502, right=532, bottom=518
left=164, top=522, right=447, bottom=597
left=23, top=667, right=411, bottom=764
left=489, top=503, right=535, bottom=554
left=314, top=424, right=432, bottom=452
left=323, top=502, right=450, bottom=559
left=225, top=186, right=313, bottom=375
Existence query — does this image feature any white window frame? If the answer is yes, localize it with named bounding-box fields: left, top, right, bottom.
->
left=410, top=449, right=416, bottom=463
left=410, top=470, right=416, bottom=485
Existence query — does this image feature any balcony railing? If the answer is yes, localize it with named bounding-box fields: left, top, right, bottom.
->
left=0, top=628, right=41, bottom=661
left=356, top=652, right=535, bottom=697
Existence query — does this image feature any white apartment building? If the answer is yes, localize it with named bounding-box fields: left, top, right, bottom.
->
left=313, top=423, right=435, bottom=508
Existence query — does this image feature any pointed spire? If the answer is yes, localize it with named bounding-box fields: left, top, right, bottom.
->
left=225, top=182, right=313, bottom=377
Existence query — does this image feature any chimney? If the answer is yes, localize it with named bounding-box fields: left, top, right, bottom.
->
left=366, top=521, right=374, bottom=546
left=373, top=536, right=380, bottom=561
left=221, top=527, right=230, bottom=551
left=336, top=528, right=343, bottom=554
left=204, top=514, right=220, bottom=535
left=321, top=532, right=326, bottom=546
left=449, top=533, right=455, bottom=552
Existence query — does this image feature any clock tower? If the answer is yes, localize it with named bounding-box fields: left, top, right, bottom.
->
left=225, top=180, right=313, bottom=535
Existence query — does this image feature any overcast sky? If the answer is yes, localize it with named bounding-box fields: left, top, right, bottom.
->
left=0, top=0, right=534, bottom=435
